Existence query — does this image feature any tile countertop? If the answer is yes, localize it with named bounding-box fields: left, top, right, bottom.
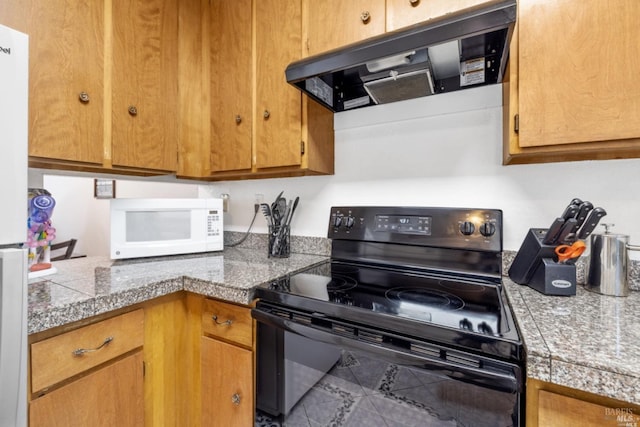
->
left=26, top=244, right=639, bottom=406
left=504, top=279, right=640, bottom=405
left=27, top=247, right=327, bottom=335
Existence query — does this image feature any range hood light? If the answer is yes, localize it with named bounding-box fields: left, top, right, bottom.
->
left=366, top=51, right=415, bottom=73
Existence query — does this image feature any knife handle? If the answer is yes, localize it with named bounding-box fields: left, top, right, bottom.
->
left=542, top=218, right=565, bottom=244
left=561, top=204, right=579, bottom=221
left=577, top=207, right=607, bottom=240
left=556, top=218, right=578, bottom=244
left=570, top=198, right=583, bottom=206
left=573, top=201, right=594, bottom=229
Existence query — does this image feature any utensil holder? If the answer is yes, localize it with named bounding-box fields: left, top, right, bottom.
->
left=508, top=228, right=576, bottom=296
left=269, top=225, right=290, bottom=258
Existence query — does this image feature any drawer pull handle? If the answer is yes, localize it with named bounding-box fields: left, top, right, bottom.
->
left=72, top=336, right=114, bottom=357
left=231, top=393, right=241, bottom=405
left=212, top=315, right=233, bottom=326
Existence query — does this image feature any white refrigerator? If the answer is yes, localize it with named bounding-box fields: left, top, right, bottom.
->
left=0, top=23, right=29, bottom=427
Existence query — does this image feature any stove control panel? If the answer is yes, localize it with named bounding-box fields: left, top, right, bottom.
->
left=328, top=206, right=502, bottom=252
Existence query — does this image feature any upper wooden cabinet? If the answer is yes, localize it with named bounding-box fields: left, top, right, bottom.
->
left=302, top=0, right=494, bottom=56
left=209, top=0, right=253, bottom=173
left=386, top=0, right=493, bottom=31
left=1, top=0, right=178, bottom=174
left=504, top=0, right=640, bottom=164
left=111, top=0, right=178, bottom=172
left=0, top=0, right=104, bottom=166
left=254, top=0, right=304, bottom=170
left=178, top=0, right=334, bottom=180
left=304, top=0, right=386, bottom=56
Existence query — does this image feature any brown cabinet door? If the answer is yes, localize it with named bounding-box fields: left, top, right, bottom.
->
left=254, top=0, right=303, bottom=170
left=305, top=0, right=386, bottom=56
left=0, top=0, right=104, bottom=165
left=210, top=0, right=253, bottom=172
left=111, top=0, right=178, bottom=171
left=386, top=0, right=491, bottom=31
left=517, top=0, right=640, bottom=148
left=201, top=337, right=253, bottom=427
left=30, top=351, right=144, bottom=427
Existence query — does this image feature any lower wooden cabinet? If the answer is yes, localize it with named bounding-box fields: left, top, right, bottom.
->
left=528, top=378, right=640, bottom=427
left=200, top=297, right=255, bottom=427
left=201, top=337, right=254, bottom=426
left=28, top=309, right=145, bottom=427
left=30, top=351, right=144, bottom=427
left=26, top=294, right=257, bottom=426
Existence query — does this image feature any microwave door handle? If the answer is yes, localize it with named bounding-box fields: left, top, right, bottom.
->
left=251, top=308, right=520, bottom=395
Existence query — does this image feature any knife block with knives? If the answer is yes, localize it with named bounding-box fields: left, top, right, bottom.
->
left=509, top=228, right=577, bottom=296
left=508, top=199, right=607, bottom=296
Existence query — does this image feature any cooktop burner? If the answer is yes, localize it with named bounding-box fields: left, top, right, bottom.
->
left=385, top=287, right=465, bottom=310
left=263, top=260, right=509, bottom=338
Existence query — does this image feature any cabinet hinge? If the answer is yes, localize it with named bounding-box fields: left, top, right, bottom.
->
left=301, top=141, right=305, bottom=155
left=143, top=361, right=146, bottom=377
left=514, top=114, right=519, bottom=133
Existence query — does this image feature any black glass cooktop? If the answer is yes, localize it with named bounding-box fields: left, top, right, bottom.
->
left=257, top=260, right=513, bottom=339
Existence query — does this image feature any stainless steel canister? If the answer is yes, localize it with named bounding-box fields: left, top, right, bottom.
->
left=586, top=224, right=640, bottom=297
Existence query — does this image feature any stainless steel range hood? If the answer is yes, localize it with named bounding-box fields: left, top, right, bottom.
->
left=285, top=0, right=516, bottom=112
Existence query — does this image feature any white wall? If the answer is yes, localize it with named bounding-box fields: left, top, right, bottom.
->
left=41, top=84, right=640, bottom=256
left=201, top=84, right=640, bottom=253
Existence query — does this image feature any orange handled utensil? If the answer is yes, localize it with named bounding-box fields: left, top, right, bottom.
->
left=555, top=240, right=586, bottom=263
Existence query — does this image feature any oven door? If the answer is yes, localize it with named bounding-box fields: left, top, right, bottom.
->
left=253, top=304, right=524, bottom=427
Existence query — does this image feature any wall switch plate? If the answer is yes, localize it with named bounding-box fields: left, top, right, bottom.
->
left=94, top=179, right=116, bottom=199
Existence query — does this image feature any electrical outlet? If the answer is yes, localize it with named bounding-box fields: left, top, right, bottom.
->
left=221, top=193, right=229, bottom=212
left=254, top=194, right=264, bottom=213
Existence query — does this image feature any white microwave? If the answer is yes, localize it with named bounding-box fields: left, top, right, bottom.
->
left=110, top=198, right=223, bottom=259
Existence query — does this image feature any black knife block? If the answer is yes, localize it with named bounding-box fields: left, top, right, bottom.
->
left=508, top=228, right=576, bottom=296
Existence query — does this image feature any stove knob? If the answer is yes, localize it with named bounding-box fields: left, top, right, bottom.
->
left=459, top=221, right=475, bottom=236
left=477, top=322, right=493, bottom=335
left=479, top=222, right=496, bottom=237
left=459, top=318, right=473, bottom=330
left=344, top=216, right=355, bottom=228
left=333, top=215, right=343, bottom=227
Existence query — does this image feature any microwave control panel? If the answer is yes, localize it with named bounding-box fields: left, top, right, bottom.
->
left=207, top=209, right=222, bottom=237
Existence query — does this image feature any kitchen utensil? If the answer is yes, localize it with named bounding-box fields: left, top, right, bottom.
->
left=542, top=218, right=565, bottom=244
left=586, top=224, right=640, bottom=297
left=555, top=240, right=586, bottom=263
left=560, top=204, right=579, bottom=221
left=569, top=198, right=583, bottom=206
left=577, top=207, right=607, bottom=239
left=573, top=201, right=593, bottom=230
left=556, top=218, right=578, bottom=243
left=260, top=203, right=273, bottom=227
left=284, top=196, right=299, bottom=228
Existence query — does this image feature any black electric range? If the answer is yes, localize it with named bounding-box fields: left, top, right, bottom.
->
left=254, top=206, right=523, bottom=362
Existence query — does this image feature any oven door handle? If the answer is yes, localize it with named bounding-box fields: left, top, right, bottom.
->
left=252, top=308, right=521, bottom=394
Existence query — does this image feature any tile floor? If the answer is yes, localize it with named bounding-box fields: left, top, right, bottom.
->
left=255, top=350, right=516, bottom=427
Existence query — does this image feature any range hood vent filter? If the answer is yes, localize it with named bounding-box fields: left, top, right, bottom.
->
left=364, top=69, right=435, bottom=105
left=285, top=0, right=516, bottom=113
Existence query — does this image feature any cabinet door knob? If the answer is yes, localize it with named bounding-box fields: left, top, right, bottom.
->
left=263, top=110, right=270, bottom=119
left=360, top=11, right=371, bottom=23
left=78, top=92, right=90, bottom=103
left=128, top=105, right=138, bottom=116
left=235, top=115, right=242, bottom=124
left=212, top=315, right=233, bottom=326
left=231, top=393, right=241, bottom=406
left=409, top=0, right=420, bottom=6
left=72, top=336, right=114, bottom=357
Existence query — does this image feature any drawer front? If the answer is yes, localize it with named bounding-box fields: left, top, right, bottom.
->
left=201, top=299, right=252, bottom=347
left=31, top=309, right=144, bottom=393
